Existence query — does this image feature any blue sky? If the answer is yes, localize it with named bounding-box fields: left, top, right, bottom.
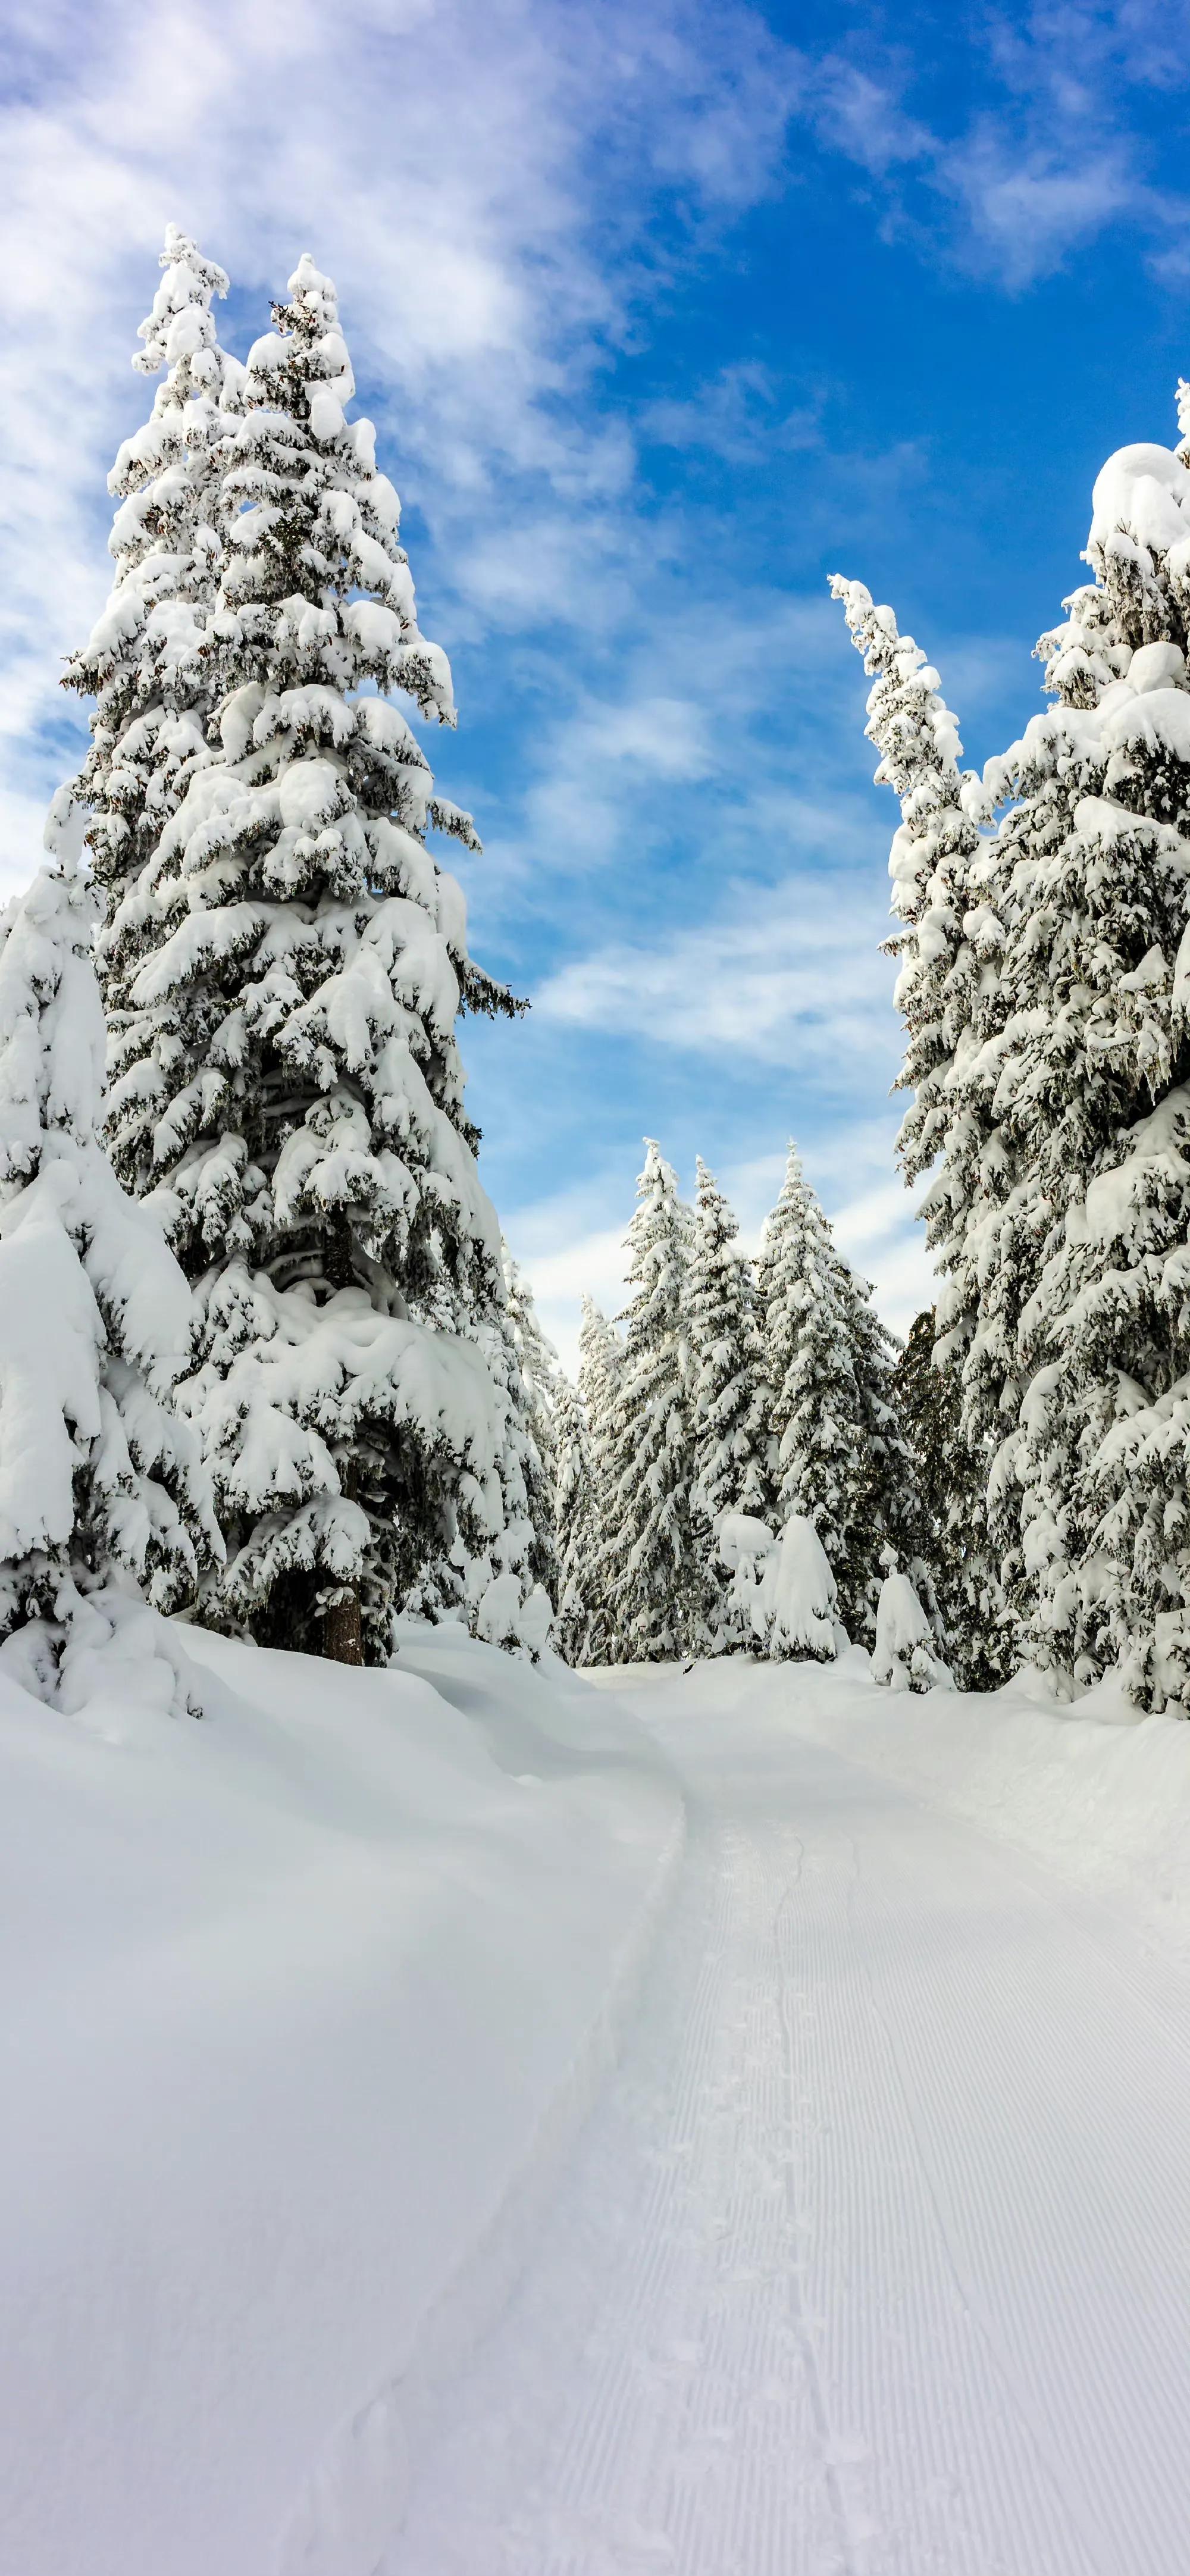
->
left=4, top=0, right=1190, bottom=1367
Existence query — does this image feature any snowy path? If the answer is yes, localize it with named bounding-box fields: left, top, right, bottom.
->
left=386, top=1667, right=1190, bottom=2576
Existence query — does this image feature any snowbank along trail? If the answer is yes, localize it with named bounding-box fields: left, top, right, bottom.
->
left=389, top=1658, right=1190, bottom=2576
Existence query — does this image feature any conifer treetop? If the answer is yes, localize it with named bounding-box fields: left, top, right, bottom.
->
left=64, top=226, right=241, bottom=943
left=217, top=251, right=459, bottom=733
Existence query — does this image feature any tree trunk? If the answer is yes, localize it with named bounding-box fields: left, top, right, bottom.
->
left=322, top=1586, right=364, bottom=1665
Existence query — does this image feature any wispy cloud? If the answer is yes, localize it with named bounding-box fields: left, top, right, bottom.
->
left=536, top=873, right=897, bottom=1076
left=0, top=0, right=804, bottom=866
left=642, top=361, right=825, bottom=462
left=796, top=2, right=1190, bottom=289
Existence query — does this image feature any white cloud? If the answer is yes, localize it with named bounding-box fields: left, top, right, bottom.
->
left=536, top=874, right=898, bottom=1075
left=642, top=360, right=824, bottom=462
left=0, top=0, right=807, bottom=835
left=935, top=129, right=1137, bottom=289
left=800, top=7, right=1190, bottom=289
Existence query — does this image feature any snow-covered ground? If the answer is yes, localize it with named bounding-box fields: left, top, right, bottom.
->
left=7, top=1638, right=1190, bottom=2573
left=0, top=1620, right=681, bottom=2576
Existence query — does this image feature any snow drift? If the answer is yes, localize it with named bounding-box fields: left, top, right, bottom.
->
left=0, top=1619, right=681, bottom=2576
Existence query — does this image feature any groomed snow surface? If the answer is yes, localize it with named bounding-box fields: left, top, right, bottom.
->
left=7, top=1637, right=1190, bottom=2572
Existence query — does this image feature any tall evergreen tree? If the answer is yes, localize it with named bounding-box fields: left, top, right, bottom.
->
left=829, top=577, right=1017, bottom=1670
left=503, top=1242, right=563, bottom=1576
left=758, top=1147, right=909, bottom=1641
left=759, top=1149, right=863, bottom=1533
left=835, top=406, right=1190, bottom=1704
left=841, top=1262, right=931, bottom=1622
left=575, top=1294, right=622, bottom=1663
left=76, top=252, right=515, bottom=1663
left=895, top=1309, right=1012, bottom=1688
left=552, top=1375, right=599, bottom=1665
left=64, top=229, right=241, bottom=1044
left=686, top=1158, right=771, bottom=1644
left=603, top=1143, right=700, bottom=1661
left=0, top=846, right=219, bottom=1688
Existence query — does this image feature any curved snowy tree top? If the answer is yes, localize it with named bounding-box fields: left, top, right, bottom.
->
left=68, top=227, right=240, bottom=721
left=131, top=225, right=229, bottom=383
left=978, top=428, right=1190, bottom=812
left=828, top=577, right=976, bottom=921
left=1085, top=440, right=1190, bottom=578
left=838, top=400, right=1190, bottom=872
left=760, top=1142, right=807, bottom=1232
left=109, top=226, right=237, bottom=502
left=220, top=251, right=458, bottom=731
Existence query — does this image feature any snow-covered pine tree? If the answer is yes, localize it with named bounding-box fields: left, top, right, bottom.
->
left=471, top=1273, right=558, bottom=1627
left=894, top=1308, right=1010, bottom=1688
left=838, top=1260, right=934, bottom=1635
left=967, top=430, right=1190, bottom=1697
left=503, top=1242, right=563, bottom=1569
left=686, top=1157, right=771, bottom=1646
left=64, top=229, right=241, bottom=1044
left=603, top=1143, right=701, bottom=1661
left=89, top=252, right=513, bottom=1663
left=757, top=1145, right=889, bottom=1638
left=575, top=1293, right=622, bottom=1663
left=552, top=1373, right=599, bottom=1665
left=829, top=578, right=1022, bottom=1666
left=828, top=578, right=994, bottom=1238
left=0, top=840, right=219, bottom=1694
left=834, top=415, right=1190, bottom=1704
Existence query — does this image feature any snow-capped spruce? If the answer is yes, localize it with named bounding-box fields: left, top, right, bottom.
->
left=841, top=1259, right=932, bottom=1631
left=828, top=579, right=1020, bottom=1579
left=0, top=844, right=218, bottom=1689
left=757, top=1148, right=869, bottom=1625
left=603, top=1143, right=700, bottom=1661
left=834, top=405, right=1190, bottom=1705
left=979, top=458, right=1190, bottom=1695
left=502, top=1242, right=563, bottom=1580
left=895, top=1309, right=1011, bottom=1688
left=467, top=1274, right=558, bottom=1635
left=828, top=578, right=992, bottom=1228
left=575, top=1294, right=623, bottom=1663
left=64, top=229, right=240, bottom=1056
left=101, top=252, right=510, bottom=1661
left=686, top=1158, right=771, bottom=1645
left=552, top=1373, right=600, bottom=1666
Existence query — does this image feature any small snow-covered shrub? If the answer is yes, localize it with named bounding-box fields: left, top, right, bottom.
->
left=716, top=1512, right=776, bottom=1649
left=765, top=1514, right=839, bottom=1663
left=474, top=1570, right=554, bottom=1661
left=873, top=1566, right=954, bottom=1694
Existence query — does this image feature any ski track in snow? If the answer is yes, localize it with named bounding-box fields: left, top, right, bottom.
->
left=384, top=1674, right=1190, bottom=2576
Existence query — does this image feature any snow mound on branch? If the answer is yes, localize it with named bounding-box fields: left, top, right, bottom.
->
left=872, top=1566, right=955, bottom=1694
left=716, top=1512, right=775, bottom=1572
left=1089, top=444, right=1190, bottom=555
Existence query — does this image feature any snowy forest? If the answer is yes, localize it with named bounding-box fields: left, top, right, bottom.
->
left=17, top=0, right=1190, bottom=2552
left=10, top=223, right=1190, bottom=1720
